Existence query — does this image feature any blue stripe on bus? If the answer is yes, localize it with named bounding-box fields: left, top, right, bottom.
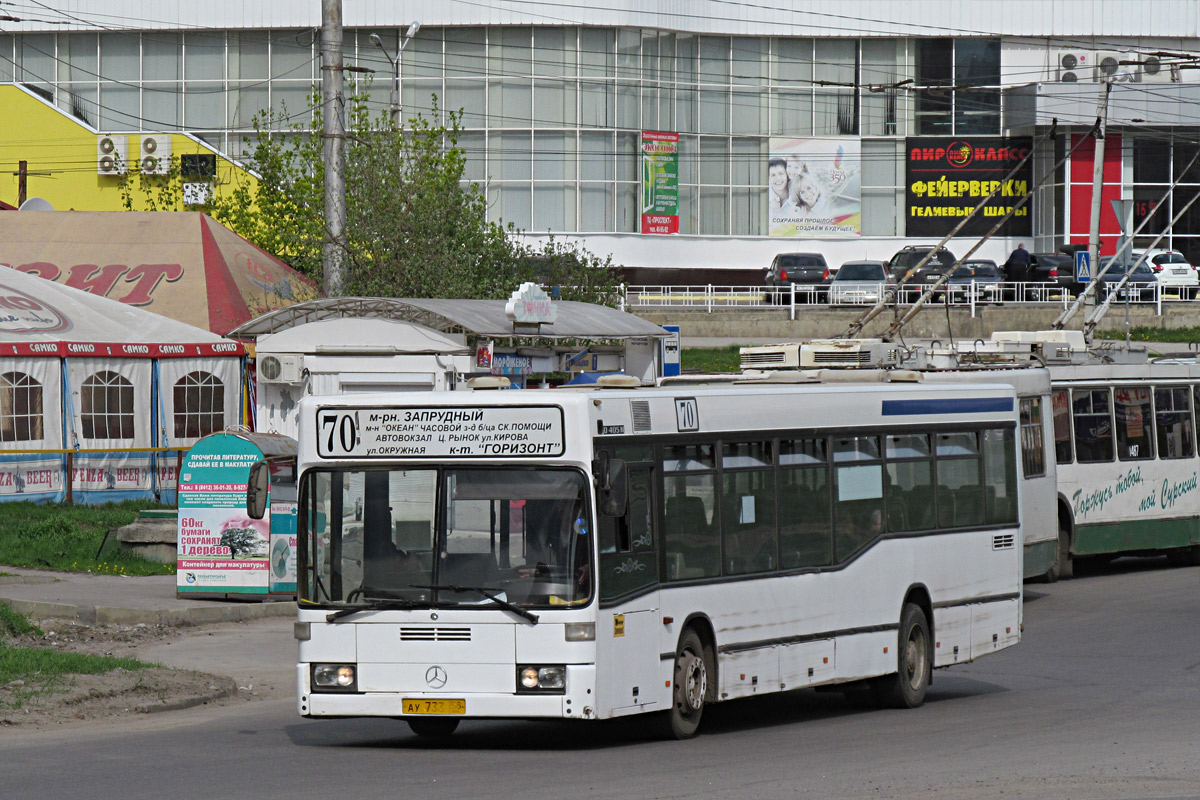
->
left=881, top=397, right=1013, bottom=416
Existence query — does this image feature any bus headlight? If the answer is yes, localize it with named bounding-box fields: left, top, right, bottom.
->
left=312, top=663, right=357, bottom=691
left=565, top=622, right=595, bottom=641
left=516, top=665, right=566, bottom=693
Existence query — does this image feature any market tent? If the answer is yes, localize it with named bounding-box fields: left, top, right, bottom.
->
left=0, top=211, right=318, bottom=336
left=0, top=265, right=245, bottom=503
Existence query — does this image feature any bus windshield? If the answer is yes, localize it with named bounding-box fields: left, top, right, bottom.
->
left=304, top=468, right=592, bottom=609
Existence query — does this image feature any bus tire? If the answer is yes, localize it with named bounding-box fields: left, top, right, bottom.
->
left=1056, top=521, right=1074, bottom=580
left=663, top=629, right=710, bottom=739
left=406, top=717, right=460, bottom=737
left=874, top=603, right=931, bottom=709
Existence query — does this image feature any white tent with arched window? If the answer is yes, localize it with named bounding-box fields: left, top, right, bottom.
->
left=0, top=265, right=244, bottom=503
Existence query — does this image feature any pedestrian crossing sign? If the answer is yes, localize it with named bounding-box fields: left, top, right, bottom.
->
left=1075, top=251, right=1091, bottom=282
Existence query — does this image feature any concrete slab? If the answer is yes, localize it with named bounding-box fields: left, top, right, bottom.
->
left=0, top=567, right=294, bottom=627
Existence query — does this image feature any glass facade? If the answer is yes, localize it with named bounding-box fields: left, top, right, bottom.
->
left=8, top=25, right=1195, bottom=254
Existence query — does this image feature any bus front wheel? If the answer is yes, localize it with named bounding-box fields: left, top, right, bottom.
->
left=874, top=603, right=930, bottom=709
left=664, top=629, right=710, bottom=739
left=406, top=717, right=460, bottom=738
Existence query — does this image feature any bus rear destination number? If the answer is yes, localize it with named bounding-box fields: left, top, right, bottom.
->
left=316, top=406, right=565, bottom=458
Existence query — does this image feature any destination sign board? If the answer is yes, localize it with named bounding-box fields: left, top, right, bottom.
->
left=315, top=406, right=565, bottom=459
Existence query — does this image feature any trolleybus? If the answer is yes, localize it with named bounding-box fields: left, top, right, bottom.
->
left=273, top=375, right=1023, bottom=738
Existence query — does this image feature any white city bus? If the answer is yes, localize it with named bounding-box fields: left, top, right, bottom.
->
left=739, top=340, right=1059, bottom=581
left=283, top=377, right=1022, bottom=738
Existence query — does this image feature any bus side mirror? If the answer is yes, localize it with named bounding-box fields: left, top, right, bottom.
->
left=246, top=460, right=269, bottom=520
left=593, top=457, right=628, bottom=517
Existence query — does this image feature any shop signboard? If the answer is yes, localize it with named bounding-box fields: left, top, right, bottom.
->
left=905, top=136, right=1033, bottom=237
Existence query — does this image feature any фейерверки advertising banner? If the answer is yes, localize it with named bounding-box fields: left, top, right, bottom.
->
left=905, top=137, right=1033, bottom=237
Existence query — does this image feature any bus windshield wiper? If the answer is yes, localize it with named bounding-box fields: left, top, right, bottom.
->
left=326, top=597, right=425, bottom=623
left=412, top=584, right=539, bottom=625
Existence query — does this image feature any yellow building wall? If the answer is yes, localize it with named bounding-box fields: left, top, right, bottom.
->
left=0, top=84, right=258, bottom=211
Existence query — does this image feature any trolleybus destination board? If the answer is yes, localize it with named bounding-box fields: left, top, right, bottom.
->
left=315, top=406, right=565, bottom=459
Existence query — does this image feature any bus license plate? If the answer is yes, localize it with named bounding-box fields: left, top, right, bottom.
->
left=403, top=698, right=465, bottom=715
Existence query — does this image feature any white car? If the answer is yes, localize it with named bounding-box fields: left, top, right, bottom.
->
left=1132, top=248, right=1198, bottom=289
left=829, top=260, right=893, bottom=305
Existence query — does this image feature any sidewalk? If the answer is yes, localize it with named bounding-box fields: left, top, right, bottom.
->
left=0, top=566, right=295, bottom=627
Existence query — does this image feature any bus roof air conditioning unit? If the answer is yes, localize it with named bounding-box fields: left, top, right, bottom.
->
left=140, top=134, right=172, bottom=174
left=97, top=134, right=128, bottom=174
left=800, top=340, right=901, bottom=368
left=1054, top=51, right=1091, bottom=83
left=1094, top=52, right=1139, bottom=83
left=740, top=343, right=801, bottom=370
left=257, top=354, right=304, bottom=384
left=1141, top=55, right=1180, bottom=84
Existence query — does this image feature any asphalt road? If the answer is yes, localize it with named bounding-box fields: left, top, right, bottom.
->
left=4, top=558, right=1198, bottom=800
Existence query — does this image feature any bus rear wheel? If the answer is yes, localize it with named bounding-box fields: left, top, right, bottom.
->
left=1055, top=520, right=1074, bottom=580
left=664, top=629, right=710, bottom=739
left=874, top=602, right=930, bottom=709
left=406, top=717, right=460, bottom=738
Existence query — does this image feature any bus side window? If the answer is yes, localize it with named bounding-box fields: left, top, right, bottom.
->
left=599, top=467, right=657, bottom=601
left=1052, top=389, right=1073, bottom=464
left=1073, top=388, right=1114, bottom=463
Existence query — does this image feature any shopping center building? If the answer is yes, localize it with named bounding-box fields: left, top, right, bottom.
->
left=2, top=1, right=1199, bottom=279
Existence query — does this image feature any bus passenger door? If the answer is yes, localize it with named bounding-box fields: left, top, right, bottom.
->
left=595, top=465, right=662, bottom=717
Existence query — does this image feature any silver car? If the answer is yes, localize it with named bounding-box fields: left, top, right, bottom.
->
left=829, top=261, right=893, bottom=305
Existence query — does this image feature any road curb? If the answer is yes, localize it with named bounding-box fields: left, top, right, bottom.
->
left=0, top=596, right=296, bottom=627
left=134, top=675, right=239, bottom=714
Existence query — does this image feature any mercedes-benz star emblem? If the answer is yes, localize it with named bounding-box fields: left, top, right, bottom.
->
left=425, top=666, right=448, bottom=689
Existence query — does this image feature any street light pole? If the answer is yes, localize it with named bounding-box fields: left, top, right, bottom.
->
left=370, top=22, right=420, bottom=127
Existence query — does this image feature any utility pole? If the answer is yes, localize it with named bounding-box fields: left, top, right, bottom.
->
left=1085, top=80, right=1112, bottom=311
left=321, top=0, right=347, bottom=296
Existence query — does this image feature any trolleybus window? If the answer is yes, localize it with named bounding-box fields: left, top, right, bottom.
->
left=833, top=435, right=884, bottom=560
left=935, top=432, right=984, bottom=528
left=1073, top=388, right=1114, bottom=463
left=779, top=437, right=832, bottom=569
left=1115, top=386, right=1154, bottom=461
left=663, top=444, right=720, bottom=580
left=1052, top=389, right=1073, bottom=464
left=1155, top=387, right=1195, bottom=460
left=885, top=434, right=934, bottom=532
left=1019, top=397, right=1046, bottom=478
left=982, top=428, right=1019, bottom=525
left=721, top=441, right=777, bottom=575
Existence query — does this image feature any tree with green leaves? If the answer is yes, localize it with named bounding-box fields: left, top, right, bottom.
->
left=207, top=91, right=621, bottom=305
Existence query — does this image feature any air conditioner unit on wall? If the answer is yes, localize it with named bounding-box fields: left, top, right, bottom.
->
left=257, top=354, right=304, bottom=384
left=97, top=134, right=128, bottom=175
left=1054, top=51, right=1092, bottom=83
left=140, top=134, right=172, bottom=174
left=1140, top=55, right=1181, bottom=84
left=1094, top=51, right=1140, bottom=83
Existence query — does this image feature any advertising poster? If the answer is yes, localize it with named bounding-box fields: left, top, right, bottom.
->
left=905, top=137, right=1034, bottom=237
left=0, top=457, right=64, bottom=497
left=641, top=131, right=679, bottom=234
left=768, top=137, right=861, bottom=237
left=177, top=436, right=269, bottom=594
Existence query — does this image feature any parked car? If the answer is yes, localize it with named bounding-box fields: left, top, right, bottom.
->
left=1131, top=248, right=1198, bottom=290
left=943, top=260, right=1004, bottom=303
left=1096, top=257, right=1158, bottom=300
left=829, top=260, right=893, bottom=305
left=1030, top=253, right=1078, bottom=295
left=887, top=245, right=957, bottom=284
left=765, top=252, right=831, bottom=302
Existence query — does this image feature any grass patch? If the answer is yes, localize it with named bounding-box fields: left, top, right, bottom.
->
left=0, top=602, right=41, bottom=639
left=0, top=500, right=175, bottom=576
left=0, top=645, right=149, bottom=685
left=682, top=345, right=743, bottom=373
left=1093, top=326, right=1200, bottom=344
